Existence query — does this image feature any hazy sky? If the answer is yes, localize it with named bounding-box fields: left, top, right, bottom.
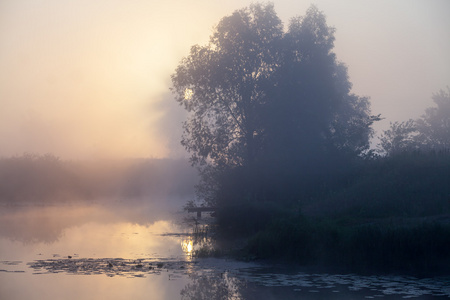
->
left=1, top=0, right=449, bottom=159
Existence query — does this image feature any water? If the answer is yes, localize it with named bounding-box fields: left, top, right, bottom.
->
left=1, top=203, right=449, bottom=299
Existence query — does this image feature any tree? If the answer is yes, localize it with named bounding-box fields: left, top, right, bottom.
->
left=378, top=120, right=419, bottom=156
left=415, top=87, right=450, bottom=150
left=172, top=3, right=282, bottom=170
left=378, top=87, right=450, bottom=156
left=265, top=7, right=378, bottom=164
left=171, top=3, right=378, bottom=206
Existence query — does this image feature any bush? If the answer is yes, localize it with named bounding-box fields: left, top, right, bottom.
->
left=305, top=151, right=450, bottom=218
left=215, top=201, right=297, bottom=238
left=246, top=215, right=316, bottom=263
left=245, top=216, right=450, bottom=275
left=340, top=222, right=450, bottom=274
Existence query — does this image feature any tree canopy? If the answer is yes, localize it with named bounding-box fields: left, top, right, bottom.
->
left=171, top=3, right=379, bottom=206
left=379, top=87, right=450, bottom=156
left=416, top=88, right=450, bottom=150
left=172, top=3, right=283, bottom=169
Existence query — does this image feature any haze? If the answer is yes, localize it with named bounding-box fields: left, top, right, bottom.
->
left=1, top=0, right=449, bottom=159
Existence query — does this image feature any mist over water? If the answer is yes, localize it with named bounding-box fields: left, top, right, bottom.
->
left=0, top=155, right=448, bottom=300
left=0, top=155, right=197, bottom=205
left=1, top=204, right=449, bottom=300
left=1, top=1, right=449, bottom=299
left=0, top=203, right=189, bottom=300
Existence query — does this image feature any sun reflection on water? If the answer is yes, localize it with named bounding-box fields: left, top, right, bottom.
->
left=181, top=238, right=193, bottom=254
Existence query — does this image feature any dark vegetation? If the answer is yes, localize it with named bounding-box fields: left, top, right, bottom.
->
left=198, top=152, right=450, bottom=276
left=172, top=3, right=450, bottom=275
left=0, top=153, right=197, bottom=204
left=248, top=215, right=450, bottom=275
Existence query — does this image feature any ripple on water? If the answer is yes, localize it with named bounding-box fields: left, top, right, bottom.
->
left=236, top=268, right=450, bottom=298
left=23, top=257, right=450, bottom=298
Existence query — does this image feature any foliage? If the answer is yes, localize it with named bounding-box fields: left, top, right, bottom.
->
left=246, top=216, right=450, bottom=275
left=215, top=201, right=295, bottom=238
left=341, top=222, right=450, bottom=274
left=378, top=120, right=419, bottom=155
left=171, top=4, right=450, bottom=275
left=172, top=3, right=379, bottom=210
left=172, top=3, right=283, bottom=169
left=267, top=9, right=379, bottom=160
left=220, top=150, right=450, bottom=275
left=379, top=87, right=450, bottom=156
left=246, top=215, right=317, bottom=263
left=304, top=150, right=450, bottom=218
left=415, top=87, right=450, bottom=150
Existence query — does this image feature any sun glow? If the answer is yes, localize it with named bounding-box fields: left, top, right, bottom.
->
left=184, top=88, right=194, bottom=100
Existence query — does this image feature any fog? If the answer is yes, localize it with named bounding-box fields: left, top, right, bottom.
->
left=0, top=154, right=197, bottom=208
left=1, top=4, right=449, bottom=298
left=1, top=0, right=449, bottom=159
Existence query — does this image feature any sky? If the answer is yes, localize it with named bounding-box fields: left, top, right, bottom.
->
left=1, top=0, right=449, bottom=159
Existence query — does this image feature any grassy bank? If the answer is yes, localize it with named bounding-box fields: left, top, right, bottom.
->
left=206, top=151, right=450, bottom=275
left=244, top=215, right=450, bottom=275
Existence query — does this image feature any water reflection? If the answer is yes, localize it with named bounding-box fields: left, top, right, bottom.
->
left=235, top=268, right=450, bottom=299
left=178, top=261, right=450, bottom=299
left=1, top=205, right=449, bottom=300
left=0, top=205, right=111, bottom=243
left=1, top=220, right=184, bottom=261
left=181, top=273, right=244, bottom=300
left=0, top=204, right=193, bottom=300
left=0, top=203, right=178, bottom=244
left=181, top=238, right=193, bottom=254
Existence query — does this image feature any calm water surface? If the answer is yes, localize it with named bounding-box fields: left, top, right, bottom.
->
left=1, top=203, right=449, bottom=299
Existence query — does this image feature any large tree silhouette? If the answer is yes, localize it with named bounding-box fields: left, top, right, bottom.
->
left=172, top=4, right=283, bottom=170
left=172, top=4, right=378, bottom=206
left=264, top=7, right=378, bottom=167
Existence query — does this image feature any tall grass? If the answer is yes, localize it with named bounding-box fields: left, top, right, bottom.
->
left=304, top=150, right=450, bottom=218
left=246, top=216, right=450, bottom=275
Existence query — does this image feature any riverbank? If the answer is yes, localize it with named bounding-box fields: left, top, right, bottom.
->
left=243, top=214, right=450, bottom=277
left=191, top=151, right=450, bottom=276
left=193, top=208, right=450, bottom=277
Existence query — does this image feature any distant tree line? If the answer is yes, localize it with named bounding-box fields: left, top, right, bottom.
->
left=379, top=87, right=450, bottom=156
left=0, top=153, right=197, bottom=204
